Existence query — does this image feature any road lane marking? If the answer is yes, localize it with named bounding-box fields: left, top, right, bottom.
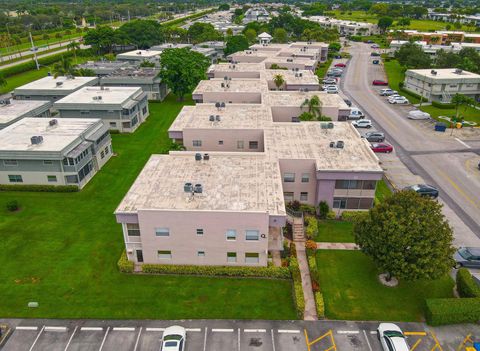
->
left=80, top=327, right=103, bottom=331
left=212, top=328, right=234, bottom=332
left=455, top=138, right=471, bottom=149
left=337, top=330, right=359, bottom=334
left=438, top=169, right=479, bottom=208
left=28, top=326, right=45, bottom=351
left=370, top=331, right=377, bottom=334
left=237, top=328, right=240, bottom=351
left=16, top=326, right=38, bottom=331
left=430, top=331, right=443, bottom=351
left=271, top=329, right=276, bottom=351
left=146, top=327, right=165, bottom=332
left=45, top=326, right=67, bottom=332
left=186, top=328, right=202, bottom=332
left=133, top=327, right=142, bottom=351
left=98, top=327, right=110, bottom=351
left=112, top=327, right=135, bottom=331
left=277, top=329, right=300, bottom=334
left=64, top=326, right=78, bottom=351
left=363, top=330, right=373, bottom=351
left=203, top=328, right=208, bottom=351
left=244, top=329, right=266, bottom=333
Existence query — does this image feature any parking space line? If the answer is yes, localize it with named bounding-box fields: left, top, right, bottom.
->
left=28, top=326, right=45, bottom=351
left=81, top=327, right=103, bottom=331
left=64, top=326, right=78, bottom=351
left=203, top=327, right=207, bottom=351
left=410, top=339, right=422, bottom=351
left=16, top=326, right=38, bottom=331
left=271, top=329, right=276, bottom=351
left=45, top=326, right=68, bottom=332
left=146, top=327, right=165, bottom=332
left=237, top=328, right=240, bottom=351
left=277, top=329, right=300, bottom=334
left=133, top=327, right=142, bottom=351
left=98, top=326, right=110, bottom=351
left=186, top=328, right=202, bottom=332
left=304, top=329, right=337, bottom=351
left=212, top=328, right=234, bottom=332
left=337, top=330, right=359, bottom=334
left=430, top=332, right=443, bottom=351
left=369, top=331, right=377, bottom=335
left=405, top=332, right=427, bottom=336
left=112, top=327, right=135, bottom=331
left=244, top=329, right=266, bottom=333
left=363, top=330, right=373, bottom=351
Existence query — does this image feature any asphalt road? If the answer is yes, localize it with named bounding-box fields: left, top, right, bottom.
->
left=341, top=42, right=480, bottom=243
left=0, top=319, right=478, bottom=351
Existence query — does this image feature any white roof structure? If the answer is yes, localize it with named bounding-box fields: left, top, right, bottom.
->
left=0, top=100, right=51, bottom=128
left=258, top=32, right=272, bottom=39
left=116, top=50, right=162, bottom=60
left=13, top=76, right=98, bottom=96
left=406, top=68, right=480, bottom=81
left=54, top=86, right=143, bottom=108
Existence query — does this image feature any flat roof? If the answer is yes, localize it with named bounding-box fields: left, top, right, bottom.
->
left=169, top=104, right=272, bottom=131
left=0, top=118, right=102, bottom=152
left=14, top=76, right=97, bottom=92
left=209, top=63, right=266, bottom=72
left=117, top=50, right=162, bottom=59
left=115, top=153, right=286, bottom=215
left=265, top=123, right=382, bottom=172
left=54, top=86, right=142, bottom=105
left=264, top=91, right=349, bottom=109
left=105, top=67, right=160, bottom=78
left=151, top=43, right=192, bottom=50
left=407, top=68, right=480, bottom=79
left=0, top=100, right=51, bottom=126
left=193, top=79, right=269, bottom=94
left=262, top=69, right=319, bottom=85
left=265, top=56, right=316, bottom=65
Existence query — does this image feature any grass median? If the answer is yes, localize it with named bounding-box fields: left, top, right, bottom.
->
left=0, top=95, right=297, bottom=320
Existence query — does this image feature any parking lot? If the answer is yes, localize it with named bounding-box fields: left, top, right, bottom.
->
left=1, top=319, right=478, bottom=351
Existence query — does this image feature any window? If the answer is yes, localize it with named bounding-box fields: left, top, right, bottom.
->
left=197, top=251, right=205, bottom=257
left=3, top=160, right=17, bottom=166
left=227, top=252, right=237, bottom=263
left=155, top=228, right=170, bottom=237
left=363, top=180, right=376, bottom=190
left=110, top=122, right=117, bottom=127
left=333, top=197, right=346, bottom=209
left=8, top=175, right=23, bottom=183
left=245, top=230, right=259, bottom=241
left=218, top=140, right=224, bottom=145
left=100, top=151, right=105, bottom=159
left=226, top=229, right=236, bottom=241
left=237, top=141, right=244, bottom=149
left=300, top=192, right=308, bottom=201
left=193, top=140, right=202, bottom=147
left=104, top=146, right=109, bottom=155
left=158, top=250, right=172, bottom=259
left=301, top=173, right=310, bottom=183
left=284, top=173, right=295, bottom=182
left=43, top=160, right=53, bottom=165
left=249, top=141, right=258, bottom=149
left=245, top=253, right=259, bottom=264
left=196, top=228, right=204, bottom=236
left=284, top=192, right=294, bottom=202
left=142, top=106, right=147, bottom=115
left=126, top=223, right=140, bottom=236
left=47, top=175, right=57, bottom=182
left=80, top=110, right=90, bottom=115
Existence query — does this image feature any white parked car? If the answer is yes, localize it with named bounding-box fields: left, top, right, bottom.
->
left=326, top=85, right=339, bottom=94
left=352, top=119, right=372, bottom=128
left=388, top=96, right=409, bottom=104
left=377, top=323, right=409, bottom=351
left=407, top=110, right=431, bottom=120
left=379, top=88, right=398, bottom=96
left=161, top=326, right=186, bottom=351
left=348, top=107, right=365, bottom=120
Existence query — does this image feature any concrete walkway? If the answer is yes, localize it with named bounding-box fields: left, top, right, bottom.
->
left=317, top=242, right=359, bottom=250
left=295, top=244, right=317, bottom=321
left=271, top=250, right=282, bottom=267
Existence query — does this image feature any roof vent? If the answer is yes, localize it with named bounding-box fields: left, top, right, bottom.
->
left=209, top=115, right=215, bottom=122
left=454, top=68, right=463, bottom=75
left=215, top=115, right=221, bottom=122
left=329, top=141, right=335, bottom=148
left=184, top=182, right=193, bottom=193
left=220, top=102, right=226, bottom=108
left=93, top=96, right=103, bottom=101
left=431, top=70, right=437, bottom=75
left=194, top=184, right=203, bottom=193
left=49, top=119, right=58, bottom=126
left=215, top=102, right=221, bottom=109
left=327, top=122, right=334, bottom=129
left=203, top=153, right=210, bottom=161
left=195, top=153, right=202, bottom=161
left=336, top=140, right=344, bottom=148
left=31, top=135, right=44, bottom=145
left=56, top=81, right=63, bottom=87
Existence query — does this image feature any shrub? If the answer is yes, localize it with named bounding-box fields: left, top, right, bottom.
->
left=299, top=204, right=316, bottom=216
left=287, top=200, right=301, bottom=211
left=305, top=216, right=318, bottom=240
left=318, top=201, right=329, bottom=219
left=290, top=241, right=297, bottom=258
left=0, top=51, right=76, bottom=78
left=349, top=35, right=362, bottom=42
left=456, top=268, right=480, bottom=298
left=117, top=251, right=134, bottom=273
left=6, top=200, right=19, bottom=212
left=281, top=240, right=291, bottom=259
left=289, top=257, right=305, bottom=318
left=141, top=263, right=290, bottom=279
left=425, top=298, right=480, bottom=326
left=326, top=210, right=336, bottom=220
left=0, top=184, right=79, bottom=192
left=432, top=101, right=456, bottom=109
left=308, top=255, right=319, bottom=284
left=305, top=240, right=317, bottom=252
left=341, top=211, right=368, bottom=222
left=315, top=292, right=325, bottom=318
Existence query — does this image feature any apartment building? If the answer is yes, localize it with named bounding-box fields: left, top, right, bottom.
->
left=389, top=30, right=480, bottom=44
left=13, top=76, right=98, bottom=102
left=404, top=68, right=480, bottom=102
left=116, top=49, right=162, bottom=66
left=100, top=67, right=168, bottom=101
left=192, top=79, right=268, bottom=104
left=307, top=16, right=380, bottom=36
left=0, top=118, right=112, bottom=188
left=54, top=86, right=149, bottom=133
left=0, top=99, right=51, bottom=130
left=76, top=61, right=131, bottom=76
left=389, top=40, right=480, bottom=56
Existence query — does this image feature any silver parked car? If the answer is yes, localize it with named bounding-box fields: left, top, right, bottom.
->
left=454, top=247, right=480, bottom=268
left=407, top=110, right=431, bottom=120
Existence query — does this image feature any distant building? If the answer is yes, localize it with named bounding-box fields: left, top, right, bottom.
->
left=258, top=32, right=272, bottom=45
left=404, top=68, right=480, bottom=103
left=0, top=99, right=51, bottom=130
left=76, top=61, right=131, bottom=76
left=389, top=40, right=480, bottom=58
left=243, top=7, right=270, bottom=24
left=307, top=16, right=380, bottom=36
left=116, top=50, right=162, bottom=66
left=0, top=118, right=112, bottom=188
left=54, top=86, right=149, bottom=133
left=13, top=76, right=98, bottom=102
left=388, top=30, right=480, bottom=44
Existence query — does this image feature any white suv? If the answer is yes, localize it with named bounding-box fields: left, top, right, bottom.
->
left=352, top=119, right=372, bottom=128
left=377, top=323, right=409, bottom=351
left=388, top=96, right=409, bottom=104
left=326, top=85, right=339, bottom=94
left=348, top=107, right=365, bottom=120
left=379, top=89, right=397, bottom=96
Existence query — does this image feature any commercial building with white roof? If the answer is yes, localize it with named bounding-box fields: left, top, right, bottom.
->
left=116, top=49, right=162, bottom=66
left=54, top=86, right=149, bottom=133
left=0, top=118, right=112, bottom=189
left=0, top=99, right=51, bottom=129
left=306, top=16, right=380, bottom=36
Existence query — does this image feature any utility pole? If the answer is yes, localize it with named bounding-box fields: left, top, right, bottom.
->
left=29, top=31, right=40, bottom=70
left=128, top=10, right=131, bottom=22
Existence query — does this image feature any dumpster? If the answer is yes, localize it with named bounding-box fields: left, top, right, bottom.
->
left=473, top=342, right=480, bottom=350
left=434, top=122, right=447, bottom=132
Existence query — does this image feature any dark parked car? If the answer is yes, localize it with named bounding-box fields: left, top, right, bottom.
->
left=371, top=143, right=393, bottom=153
left=371, top=52, right=381, bottom=57
left=373, top=79, right=388, bottom=86
left=404, top=184, right=439, bottom=198
left=454, top=247, right=480, bottom=268
left=334, top=55, right=342, bottom=59
left=363, top=131, right=385, bottom=142
left=344, top=99, right=352, bottom=107
left=372, top=60, right=380, bottom=64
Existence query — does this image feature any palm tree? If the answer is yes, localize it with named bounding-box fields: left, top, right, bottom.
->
left=451, top=93, right=475, bottom=121
left=67, top=41, right=81, bottom=63
left=52, top=56, right=75, bottom=78
left=273, top=74, right=285, bottom=90
left=301, top=95, right=323, bottom=119
left=0, top=74, right=7, bottom=88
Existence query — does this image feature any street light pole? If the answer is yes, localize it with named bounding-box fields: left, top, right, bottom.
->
left=29, top=31, right=40, bottom=70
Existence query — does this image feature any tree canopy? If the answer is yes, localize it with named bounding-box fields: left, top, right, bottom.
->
left=377, top=16, right=394, bottom=32
left=158, top=48, right=210, bottom=101
left=224, top=35, right=249, bottom=56
left=395, top=42, right=431, bottom=69
left=117, top=20, right=164, bottom=49
left=354, top=190, right=455, bottom=281
left=187, top=22, right=223, bottom=44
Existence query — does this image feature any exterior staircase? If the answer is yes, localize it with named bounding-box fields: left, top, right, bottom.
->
left=286, top=208, right=305, bottom=242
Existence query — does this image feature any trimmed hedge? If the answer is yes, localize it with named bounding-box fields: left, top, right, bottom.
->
left=425, top=298, right=480, bottom=326
left=315, top=292, right=325, bottom=318
left=341, top=211, right=368, bottom=223
left=0, top=51, right=75, bottom=78
left=399, top=86, right=427, bottom=102
left=308, top=255, right=319, bottom=284
left=0, top=184, right=79, bottom=192
left=456, top=268, right=480, bottom=298
left=289, top=257, right=305, bottom=318
left=141, top=263, right=291, bottom=279
left=305, top=216, right=318, bottom=240
left=117, top=251, right=134, bottom=273
left=432, top=101, right=456, bottom=109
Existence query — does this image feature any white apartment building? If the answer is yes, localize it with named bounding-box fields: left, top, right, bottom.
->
left=0, top=99, right=51, bottom=129
left=116, top=50, right=162, bottom=66
left=306, top=16, right=380, bottom=36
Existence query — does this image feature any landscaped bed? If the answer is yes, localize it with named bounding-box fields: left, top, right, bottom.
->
left=420, top=104, right=480, bottom=125
left=316, top=250, right=454, bottom=321
left=0, top=95, right=297, bottom=320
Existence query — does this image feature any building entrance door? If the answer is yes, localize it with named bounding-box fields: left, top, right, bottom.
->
left=136, top=249, right=144, bottom=263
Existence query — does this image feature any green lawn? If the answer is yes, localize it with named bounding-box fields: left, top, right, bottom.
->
left=0, top=95, right=296, bottom=320
left=315, top=220, right=354, bottom=243
left=383, top=59, right=422, bottom=104
left=1, top=32, right=83, bottom=56
left=315, top=58, right=333, bottom=79
left=420, top=104, right=480, bottom=125
left=316, top=250, right=454, bottom=321
left=375, top=178, right=392, bottom=203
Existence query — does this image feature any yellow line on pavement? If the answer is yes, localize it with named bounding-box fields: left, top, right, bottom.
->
left=438, top=169, right=479, bottom=209
left=430, top=332, right=444, bottom=351
left=410, top=338, right=423, bottom=351
left=405, top=332, right=427, bottom=336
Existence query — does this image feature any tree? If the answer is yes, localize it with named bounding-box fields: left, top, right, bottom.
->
left=84, top=26, right=117, bottom=54
left=117, top=20, right=163, bottom=48
left=52, top=55, right=75, bottom=78
left=328, top=42, right=341, bottom=52
left=0, top=74, right=7, bottom=88
left=369, top=3, right=389, bottom=16
left=187, top=22, right=222, bottom=44
left=395, top=42, right=431, bottom=68
left=224, top=35, right=249, bottom=56
left=244, top=28, right=257, bottom=43
left=273, top=74, right=285, bottom=90
left=396, top=18, right=411, bottom=27
left=159, top=48, right=210, bottom=101
left=139, top=60, right=156, bottom=68
left=377, top=17, right=394, bottom=33
left=74, top=68, right=96, bottom=77
left=451, top=93, right=475, bottom=120
left=301, top=95, right=322, bottom=119
left=273, top=28, right=288, bottom=43
left=66, top=41, right=80, bottom=63
left=354, top=190, right=455, bottom=281
left=218, top=4, right=230, bottom=11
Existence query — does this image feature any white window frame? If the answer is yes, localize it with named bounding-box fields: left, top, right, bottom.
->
left=226, top=229, right=237, bottom=241
left=157, top=250, right=172, bottom=259
left=155, top=227, right=170, bottom=237
left=283, top=172, right=295, bottom=182
left=197, top=250, right=206, bottom=257
left=245, top=252, right=259, bottom=264
left=301, top=173, right=309, bottom=183
left=47, top=175, right=57, bottom=183
left=192, top=140, right=202, bottom=147
left=43, top=160, right=53, bottom=165
left=245, top=230, right=259, bottom=241
left=126, top=223, right=140, bottom=236
left=196, top=228, right=204, bottom=236
left=227, top=252, right=237, bottom=263
left=300, top=192, right=308, bottom=201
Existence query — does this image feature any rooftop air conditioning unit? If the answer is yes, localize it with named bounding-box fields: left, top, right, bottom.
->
left=195, top=153, right=202, bottom=161
left=431, top=70, right=437, bottom=75
left=209, top=115, right=215, bottom=122
left=56, top=81, right=63, bottom=87
left=184, top=182, right=193, bottom=193
left=203, top=153, right=210, bottom=160
left=336, top=140, right=344, bottom=148
left=329, top=141, right=335, bottom=148
left=455, top=68, right=463, bottom=74
left=31, top=135, right=44, bottom=145
left=216, top=115, right=221, bottom=121
left=327, top=122, right=334, bottom=129
left=194, top=184, right=203, bottom=193
left=49, top=119, right=58, bottom=126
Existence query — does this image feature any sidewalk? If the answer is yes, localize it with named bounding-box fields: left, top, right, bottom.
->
left=295, top=244, right=317, bottom=321
left=317, top=242, right=359, bottom=250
